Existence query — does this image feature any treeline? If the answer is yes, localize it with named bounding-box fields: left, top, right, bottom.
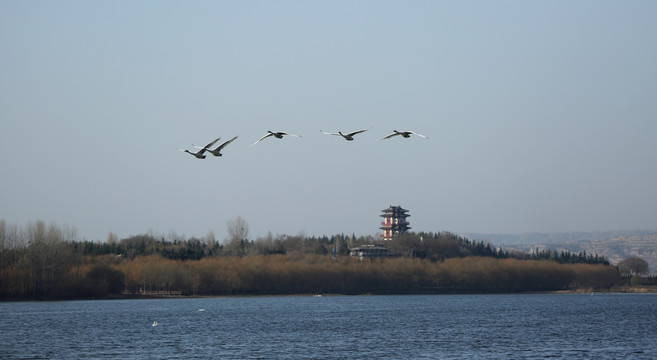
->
left=0, top=254, right=622, bottom=299
left=388, top=232, right=610, bottom=265
left=72, top=230, right=610, bottom=266
left=0, top=220, right=620, bottom=300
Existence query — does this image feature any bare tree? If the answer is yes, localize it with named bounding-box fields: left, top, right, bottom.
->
left=617, top=256, right=649, bottom=276
left=227, top=216, right=249, bottom=242
left=107, top=231, right=118, bottom=245
left=25, top=220, right=77, bottom=296
left=226, top=216, right=249, bottom=257
left=0, top=220, right=23, bottom=250
left=206, top=229, right=216, bottom=246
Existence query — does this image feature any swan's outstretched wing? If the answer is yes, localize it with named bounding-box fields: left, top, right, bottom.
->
left=216, top=135, right=238, bottom=150
left=346, top=128, right=371, bottom=136
left=251, top=133, right=273, bottom=146
left=192, top=137, right=220, bottom=150
left=204, top=137, right=221, bottom=148
left=320, top=130, right=340, bottom=136
left=379, top=132, right=400, bottom=140
left=278, top=131, right=300, bottom=137
left=407, top=131, right=429, bottom=139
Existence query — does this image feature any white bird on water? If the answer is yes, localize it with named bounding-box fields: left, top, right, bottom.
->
left=379, top=130, right=429, bottom=140
left=251, top=131, right=301, bottom=146
left=178, top=137, right=220, bottom=159
left=193, top=136, right=238, bottom=157
left=320, top=128, right=371, bottom=141
left=152, top=321, right=158, bottom=327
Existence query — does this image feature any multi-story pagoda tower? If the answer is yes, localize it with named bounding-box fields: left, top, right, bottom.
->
left=380, top=205, right=411, bottom=240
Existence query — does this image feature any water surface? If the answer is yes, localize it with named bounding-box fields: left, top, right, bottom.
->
left=1, top=294, right=655, bottom=359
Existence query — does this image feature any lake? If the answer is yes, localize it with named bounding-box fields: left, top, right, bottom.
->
left=1, top=294, right=656, bottom=359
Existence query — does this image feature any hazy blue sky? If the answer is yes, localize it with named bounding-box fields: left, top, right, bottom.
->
left=2, top=1, right=656, bottom=242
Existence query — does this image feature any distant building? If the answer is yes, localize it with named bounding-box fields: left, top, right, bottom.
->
left=380, top=205, right=411, bottom=240
left=349, top=245, right=392, bottom=260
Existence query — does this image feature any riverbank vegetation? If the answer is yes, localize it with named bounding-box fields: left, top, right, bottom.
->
left=0, top=219, right=638, bottom=300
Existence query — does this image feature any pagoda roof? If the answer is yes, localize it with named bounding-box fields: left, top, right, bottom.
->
left=381, top=205, right=409, bottom=212
left=380, top=213, right=410, bottom=218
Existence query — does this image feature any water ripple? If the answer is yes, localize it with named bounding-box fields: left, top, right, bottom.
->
left=1, top=294, right=656, bottom=359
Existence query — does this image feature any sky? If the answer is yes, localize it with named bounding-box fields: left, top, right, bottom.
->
left=1, top=1, right=656, bottom=243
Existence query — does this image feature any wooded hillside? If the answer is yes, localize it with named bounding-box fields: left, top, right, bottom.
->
left=0, top=220, right=623, bottom=300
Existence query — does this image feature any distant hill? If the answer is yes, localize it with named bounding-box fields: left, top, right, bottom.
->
left=467, top=231, right=657, bottom=275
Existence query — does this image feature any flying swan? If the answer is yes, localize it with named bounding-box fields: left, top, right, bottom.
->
left=251, top=131, right=301, bottom=146
left=379, top=130, right=429, bottom=140
left=320, top=128, right=371, bottom=141
left=178, top=137, right=220, bottom=159
left=194, top=136, right=238, bottom=157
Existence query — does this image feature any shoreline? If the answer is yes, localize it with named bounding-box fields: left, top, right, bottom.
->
left=551, top=285, right=657, bottom=294
left=3, top=286, right=657, bottom=302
